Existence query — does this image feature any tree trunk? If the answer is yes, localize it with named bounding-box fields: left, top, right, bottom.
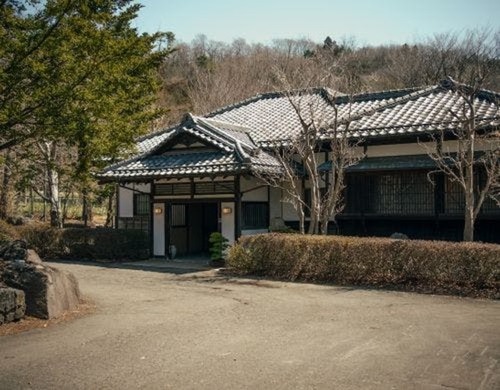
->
left=42, top=142, right=62, bottom=228
left=320, top=218, right=329, bottom=235
left=463, top=178, right=475, bottom=242
left=46, top=165, right=61, bottom=228
left=462, top=117, right=475, bottom=242
left=82, top=188, right=93, bottom=227
left=105, top=187, right=115, bottom=227
left=0, top=149, right=13, bottom=219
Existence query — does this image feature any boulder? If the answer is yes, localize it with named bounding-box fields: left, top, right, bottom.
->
left=0, top=239, right=28, bottom=261
left=0, top=287, right=25, bottom=325
left=2, top=262, right=81, bottom=319
left=0, top=240, right=82, bottom=320
left=26, top=249, right=42, bottom=264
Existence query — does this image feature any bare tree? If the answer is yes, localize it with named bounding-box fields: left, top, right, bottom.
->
left=254, top=70, right=363, bottom=234
left=384, top=28, right=500, bottom=90
left=422, top=79, right=499, bottom=241
left=254, top=143, right=308, bottom=234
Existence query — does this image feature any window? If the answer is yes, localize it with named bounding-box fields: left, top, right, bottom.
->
left=344, top=172, right=434, bottom=215
left=154, top=181, right=235, bottom=196
left=134, top=194, right=150, bottom=216
left=171, top=204, right=186, bottom=227
left=155, top=183, right=191, bottom=196
left=242, top=202, right=269, bottom=229
left=195, top=181, right=235, bottom=194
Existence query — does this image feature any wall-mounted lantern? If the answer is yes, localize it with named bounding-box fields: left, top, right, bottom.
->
left=222, top=207, right=232, bottom=215
left=154, top=207, right=163, bottom=215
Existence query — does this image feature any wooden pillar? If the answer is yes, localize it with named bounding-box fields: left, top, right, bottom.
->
left=235, top=175, right=242, bottom=239
left=114, top=183, right=120, bottom=229
left=267, top=184, right=271, bottom=229
left=149, top=180, right=155, bottom=257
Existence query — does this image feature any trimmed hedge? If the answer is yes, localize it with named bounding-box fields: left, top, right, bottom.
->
left=18, top=223, right=149, bottom=261
left=227, top=233, right=500, bottom=298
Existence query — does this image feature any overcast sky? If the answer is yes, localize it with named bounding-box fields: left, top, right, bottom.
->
left=135, top=0, right=499, bottom=46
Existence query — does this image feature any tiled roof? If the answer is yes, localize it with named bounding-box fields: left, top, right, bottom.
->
left=99, top=150, right=282, bottom=181
left=99, top=151, right=242, bottom=180
left=100, top=79, right=499, bottom=181
left=98, top=114, right=282, bottom=181
left=206, top=81, right=499, bottom=146
left=136, top=128, right=176, bottom=154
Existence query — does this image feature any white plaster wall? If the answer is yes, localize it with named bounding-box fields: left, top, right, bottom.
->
left=366, top=142, right=433, bottom=157
left=118, top=183, right=151, bottom=217
left=153, top=203, right=165, bottom=256
left=281, top=181, right=302, bottom=221
left=269, top=187, right=282, bottom=220
left=365, top=140, right=497, bottom=158
left=118, top=187, right=134, bottom=217
left=221, top=202, right=235, bottom=244
left=441, top=139, right=499, bottom=154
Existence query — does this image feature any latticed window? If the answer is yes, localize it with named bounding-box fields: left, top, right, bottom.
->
left=373, top=173, right=434, bottom=215
left=242, top=202, right=269, bottom=229
left=134, top=194, right=150, bottom=216
left=344, top=172, right=434, bottom=215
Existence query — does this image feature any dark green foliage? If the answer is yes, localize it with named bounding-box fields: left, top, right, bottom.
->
left=208, top=232, right=229, bottom=262
left=60, top=228, right=149, bottom=261
left=18, top=224, right=149, bottom=261
left=227, top=233, right=500, bottom=298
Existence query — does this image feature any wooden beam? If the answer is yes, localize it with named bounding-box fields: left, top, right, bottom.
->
left=235, top=175, right=242, bottom=239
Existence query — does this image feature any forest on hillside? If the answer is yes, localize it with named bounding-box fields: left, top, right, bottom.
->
left=156, top=31, right=500, bottom=127
left=0, top=0, right=498, bottom=227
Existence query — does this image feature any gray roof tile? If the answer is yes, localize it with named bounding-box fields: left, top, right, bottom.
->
left=99, top=79, right=499, bottom=181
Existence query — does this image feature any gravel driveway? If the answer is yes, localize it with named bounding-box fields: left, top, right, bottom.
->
left=1, top=261, right=499, bottom=389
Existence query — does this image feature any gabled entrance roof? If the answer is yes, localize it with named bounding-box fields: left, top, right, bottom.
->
left=98, top=114, right=282, bottom=181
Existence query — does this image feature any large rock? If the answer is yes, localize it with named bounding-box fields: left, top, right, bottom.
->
left=0, top=239, right=27, bottom=261
left=1, top=240, right=82, bottom=320
left=0, top=287, right=25, bottom=324
left=2, top=262, right=81, bottom=319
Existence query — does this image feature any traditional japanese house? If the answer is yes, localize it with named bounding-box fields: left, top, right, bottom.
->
left=98, top=79, right=500, bottom=256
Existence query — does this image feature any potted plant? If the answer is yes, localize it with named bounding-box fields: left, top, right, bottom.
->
left=208, top=232, right=229, bottom=267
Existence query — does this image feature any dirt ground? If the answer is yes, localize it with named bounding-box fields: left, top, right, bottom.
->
left=0, top=261, right=499, bottom=389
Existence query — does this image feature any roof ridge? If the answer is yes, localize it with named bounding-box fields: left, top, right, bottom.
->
left=204, top=87, right=338, bottom=118
left=200, top=116, right=254, bottom=133
left=196, top=117, right=257, bottom=151
left=438, top=77, right=500, bottom=101
left=333, top=86, right=424, bottom=104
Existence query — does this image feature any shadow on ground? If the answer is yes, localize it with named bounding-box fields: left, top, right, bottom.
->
left=49, top=256, right=213, bottom=275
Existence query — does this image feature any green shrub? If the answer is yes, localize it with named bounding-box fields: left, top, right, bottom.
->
left=208, top=232, right=229, bottom=262
left=18, top=224, right=149, bottom=261
left=60, top=228, right=149, bottom=260
left=227, top=233, right=500, bottom=298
